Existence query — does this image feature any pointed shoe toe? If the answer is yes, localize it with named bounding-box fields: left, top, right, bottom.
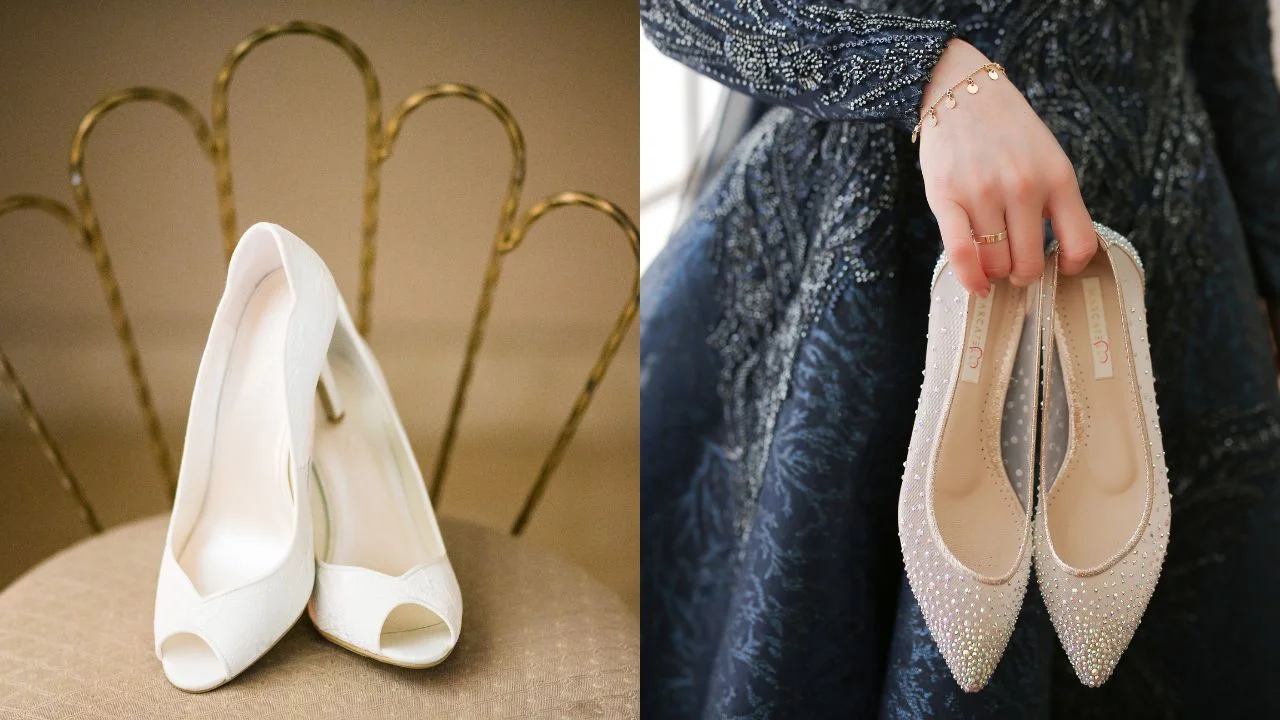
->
left=1033, top=467, right=1171, bottom=687
left=1039, top=593, right=1131, bottom=688
left=898, top=257, right=1043, bottom=691
left=1033, top=497, right=1170, bottom=688
left=914, top=564, right=1030, bottom=693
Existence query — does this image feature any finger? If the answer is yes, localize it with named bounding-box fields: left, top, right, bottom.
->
left=975, top=225, right=1013, bottom=281
left=1005, top=193, right=1046, bottom=287
left=1046, top=171, right=1096, bottom=275
left=931, top=198, right=989, bottom=296
left=967, top=193, right=1010, bottom=282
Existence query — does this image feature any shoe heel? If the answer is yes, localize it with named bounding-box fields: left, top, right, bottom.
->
left=317, top=360, right=345, bottom=423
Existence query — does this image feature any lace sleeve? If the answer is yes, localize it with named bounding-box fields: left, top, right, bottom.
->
left=1188, top=0, right=1280, bottom=303
left=640, top=0, right=958, bottom=132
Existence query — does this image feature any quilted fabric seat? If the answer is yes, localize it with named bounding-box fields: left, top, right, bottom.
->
left=0, top=514, right=638, bottom=719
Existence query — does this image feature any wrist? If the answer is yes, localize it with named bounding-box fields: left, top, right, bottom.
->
left=922, top=40, right=992, bottom=113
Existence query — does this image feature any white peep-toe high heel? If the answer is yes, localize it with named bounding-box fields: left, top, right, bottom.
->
left=307, top=295, right=462, bottom=668
left=154, top=222, right=339, bottom=692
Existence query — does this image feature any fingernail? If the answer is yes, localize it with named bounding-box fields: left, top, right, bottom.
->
left=978, top=286, right=990, bottom=298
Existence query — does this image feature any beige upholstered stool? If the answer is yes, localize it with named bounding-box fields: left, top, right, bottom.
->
left=0, top=515, right=638, bottom=719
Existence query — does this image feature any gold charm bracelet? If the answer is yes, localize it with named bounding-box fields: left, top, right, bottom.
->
left=911, top=62, right=1005, bottom=143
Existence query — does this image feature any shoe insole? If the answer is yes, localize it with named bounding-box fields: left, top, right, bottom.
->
left=933, top=282, right=1027, bottom=578
left=179, top=269, right=294, bottom=596
left=311, top=351, right=444, bottom=577
left=1047, top=252, right=1147, bottom=569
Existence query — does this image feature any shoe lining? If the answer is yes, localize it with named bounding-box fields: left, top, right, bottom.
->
left=311, top=333, right=444, bottom=576
left=1046, top=250, right=1147, bottom=570
left=933, top=281, right=1027, bottom=578
left=179, top=269, right=294, bottom=595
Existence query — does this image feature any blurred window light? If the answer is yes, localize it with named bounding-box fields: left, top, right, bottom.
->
left=640, top=31, right=721, bottom=273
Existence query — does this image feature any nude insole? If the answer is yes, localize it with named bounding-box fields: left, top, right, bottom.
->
left=933, top=281, right=1027, bottom=578
left=1047, top=252, right=1146, bottom=569
left=178, top=270, right=294, bottom=596
left=311, top=351, right=443, bottom=577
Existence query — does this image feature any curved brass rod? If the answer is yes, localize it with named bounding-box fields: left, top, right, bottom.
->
left=502, top=192, right=639, bottom=257
left=0, top=196, right=103, bottom=533
left=383, top=82, right=526, bottom=241
left=213, top=21, right=384, bottom=333
left=0, top=346, right=102, bottom=533
left=382, top=83, right=528, bottom=505
left=501, top=192, right=640, bottom=536
left=69, top=88, right=212, bottom=496
left=0, top=194, right=89, bottom=247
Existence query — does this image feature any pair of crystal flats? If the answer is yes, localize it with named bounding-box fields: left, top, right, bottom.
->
left=899, top=222, right=1171, bottom=691
left=154, top=223, right=461, bottom=692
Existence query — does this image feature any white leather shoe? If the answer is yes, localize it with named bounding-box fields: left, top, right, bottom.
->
left=899, top=255, right=1042, bottom=692
left=308, top=296, right=462, bottom=668
left=154, top=223, right=339, bottom=692
left=1034, top=224, right=1171, bottom=687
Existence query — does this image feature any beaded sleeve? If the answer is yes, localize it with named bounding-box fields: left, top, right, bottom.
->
left=1187, top=0, right=1280, bottom=303
left=640, top=0, right=959, bottom=133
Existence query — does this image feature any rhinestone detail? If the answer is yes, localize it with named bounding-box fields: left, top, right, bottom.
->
left=900, top=259, right=1039, bottom=691
left=1035, top=223, right=1170, bottom=687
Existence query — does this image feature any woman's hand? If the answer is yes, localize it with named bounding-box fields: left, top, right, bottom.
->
left=919, top=39, right=1095, bottom=296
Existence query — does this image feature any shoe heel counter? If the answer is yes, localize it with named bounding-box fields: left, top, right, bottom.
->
left=263, top=223, right=340, bottom=481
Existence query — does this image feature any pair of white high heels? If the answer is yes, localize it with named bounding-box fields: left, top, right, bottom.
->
left=154, top=223, right=461, bottom=692
left=900, top=222, right=1171, bottom=691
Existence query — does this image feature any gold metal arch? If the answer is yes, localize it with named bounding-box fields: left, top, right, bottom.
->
left=380, top=82, right=528, bottom=505
left=213, top=21, right=384, bottom=334
left=503, top=192, right=639, bottom=535
left=1, top=20, right=638, bottom=538
left=0, top=196, right=104, bottom=532
left=67, top=88, right=216, bottom=494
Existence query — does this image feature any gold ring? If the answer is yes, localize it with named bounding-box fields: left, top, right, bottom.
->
left=972, top=230, right=1007, bottom=245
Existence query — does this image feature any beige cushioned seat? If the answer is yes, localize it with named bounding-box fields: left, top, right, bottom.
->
left=0, top=514, right=638, bottom=719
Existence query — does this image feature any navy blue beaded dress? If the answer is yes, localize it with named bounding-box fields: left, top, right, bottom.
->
left=640, top=1, right=1280, bottom=717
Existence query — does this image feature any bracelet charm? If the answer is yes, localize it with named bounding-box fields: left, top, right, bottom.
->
left=911, top=62, right=1005, bottom=143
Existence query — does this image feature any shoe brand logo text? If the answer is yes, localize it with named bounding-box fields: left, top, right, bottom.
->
left=960, top=289, right=993, bottom=384
left=1081, top=277, right=1113, bottom=379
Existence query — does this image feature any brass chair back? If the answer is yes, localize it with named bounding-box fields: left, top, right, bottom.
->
left=0, top=20, right=638, bottom=537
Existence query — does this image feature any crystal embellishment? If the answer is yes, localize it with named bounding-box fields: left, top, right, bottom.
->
left=1034, top=222, right=1170, bottom=687
left=899, top=253, right=1039, bottom=692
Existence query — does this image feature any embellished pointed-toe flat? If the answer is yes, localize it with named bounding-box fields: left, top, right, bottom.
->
left=899, top=255, right=1042, bottom=692
left=1034, top=223, right=1171, bottom=687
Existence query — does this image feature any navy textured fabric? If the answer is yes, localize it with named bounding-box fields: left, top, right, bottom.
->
left=640, top=1, right=1280, bottom=717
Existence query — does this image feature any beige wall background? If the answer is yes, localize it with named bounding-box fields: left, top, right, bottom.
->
left=0, top=1, right=639, bottom=609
